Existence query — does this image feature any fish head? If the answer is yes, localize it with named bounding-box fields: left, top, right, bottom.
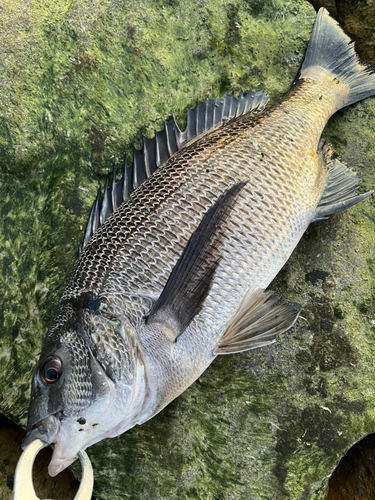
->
left=22, top=304, right=148, bottom=476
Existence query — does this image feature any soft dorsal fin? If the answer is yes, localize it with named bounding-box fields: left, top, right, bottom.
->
left=80, top=89, right=268, bottom=251
left=145, top=182, right=246, bottom=340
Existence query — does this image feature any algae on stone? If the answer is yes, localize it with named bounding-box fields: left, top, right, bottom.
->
left=1, top=0, right=374, bottom=499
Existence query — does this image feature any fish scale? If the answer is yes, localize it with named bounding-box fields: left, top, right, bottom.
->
left=86, top=82, right=339, bottom=410
left=21, top=9, right=375, bottom=479
left=45, top=81, right=336, bottom=407
left=44, top=82, right=332, bottom=418
left=68, top=81, right=327, bottom=322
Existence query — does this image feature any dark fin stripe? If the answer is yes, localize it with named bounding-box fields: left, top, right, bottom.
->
left=236, top=90, right=245, bottom=117
left=205, top=98, right=215, bottom=129
left=133, top=148, right=146, bottom=189
left=143, top=135, right=157, bottom=176
left=186, top=105, right=198, bottom=141
left=213, top=96, right=223, bottom=126
left=111, top=162, right=118, bottom=211
left=114, top=170, right=123, bottom=211
left=155, top=127, right=169, bottom=167
left=315, top=153, right=373, bottom=220
left=100, top=177, right=112, bottom=225
left=91, top=189, right=101, bottom=233
left=82, top=189, right=100, bottom=249
left=215, top=289, right=301, bottom=355
left=300, top=8, right=375, bottom=108
left=122, top=154, right=133, bottom=200
left=80, top=90, right=268, bottom=252
left=197, top=100, right=205, bottom=134
left=165, top=118, right=179, bottom=156
left=316, top=192, right=372, bottom=219
left=146, top=182, right=246, bottom=339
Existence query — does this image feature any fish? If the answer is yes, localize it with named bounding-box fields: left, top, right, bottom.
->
left=22, top=8, right=374, bottom=478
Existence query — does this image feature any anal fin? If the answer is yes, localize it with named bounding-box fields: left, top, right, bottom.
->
left=315, top=152, right=373, bottom=220
left=215, top=289, right=301, bottom=355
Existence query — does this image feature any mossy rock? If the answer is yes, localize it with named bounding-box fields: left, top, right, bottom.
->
left=1, top=0, right=374, bottom=499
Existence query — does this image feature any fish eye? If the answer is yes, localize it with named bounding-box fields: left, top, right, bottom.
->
left=40, top=357, right=62, bottom=384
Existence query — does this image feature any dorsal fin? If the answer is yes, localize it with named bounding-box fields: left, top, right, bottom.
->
left=80, top=89, right=269, bottom=251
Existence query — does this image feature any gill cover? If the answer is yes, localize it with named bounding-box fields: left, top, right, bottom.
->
left=23, top=303, right=115, bottom=448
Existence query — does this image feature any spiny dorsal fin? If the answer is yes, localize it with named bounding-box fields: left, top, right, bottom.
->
left=215, top=289, right=301, bottom=355
left=315, top=146, right=373, bottom=220
left=80, top=90, right=268, bottom=251
left=145, top=182, right=246, bottom=340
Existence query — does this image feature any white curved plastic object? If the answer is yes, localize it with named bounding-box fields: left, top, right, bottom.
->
left=13, top=439, right=94, bottom=500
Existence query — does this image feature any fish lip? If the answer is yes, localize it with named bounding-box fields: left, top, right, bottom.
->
left=21, top=414, right=60, bottom=450
left=48, top=453, right=77, bottom=477
left=22, top=415, right=76, bottom=477
left=31, top=419, right=44, bottom=431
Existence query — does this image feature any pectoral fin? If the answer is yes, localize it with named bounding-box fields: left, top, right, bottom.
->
left=215, top=289, right=301, bottom=354
left=146, top=182, right=246, bottom=339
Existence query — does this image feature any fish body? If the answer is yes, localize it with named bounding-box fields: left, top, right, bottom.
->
left=23, top=8, right=374, bottom=477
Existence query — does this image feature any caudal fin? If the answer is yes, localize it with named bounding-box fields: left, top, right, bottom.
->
left=300, top=8, right=375, bottom=108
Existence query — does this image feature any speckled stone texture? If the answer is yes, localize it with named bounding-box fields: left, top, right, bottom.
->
left=0, top=1, right=374, bottom=499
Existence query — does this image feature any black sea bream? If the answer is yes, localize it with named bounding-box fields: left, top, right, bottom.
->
left=23, top=8, right=374, bottom=477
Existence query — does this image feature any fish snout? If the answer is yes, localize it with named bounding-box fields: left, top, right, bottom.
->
left=21, top=414, right=60, bottom=450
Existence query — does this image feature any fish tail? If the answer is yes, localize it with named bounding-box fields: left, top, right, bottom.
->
left=300, top=8, right=375, bottom=109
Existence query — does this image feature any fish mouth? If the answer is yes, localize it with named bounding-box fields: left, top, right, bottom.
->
left=22, top=414, right=77, bottom=476
left=21, top=414, right=60, bottom=450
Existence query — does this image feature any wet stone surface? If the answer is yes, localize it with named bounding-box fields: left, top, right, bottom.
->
left=1, top=0, right=375, bottom=499
left=3, top=410, right=375, bottom=500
